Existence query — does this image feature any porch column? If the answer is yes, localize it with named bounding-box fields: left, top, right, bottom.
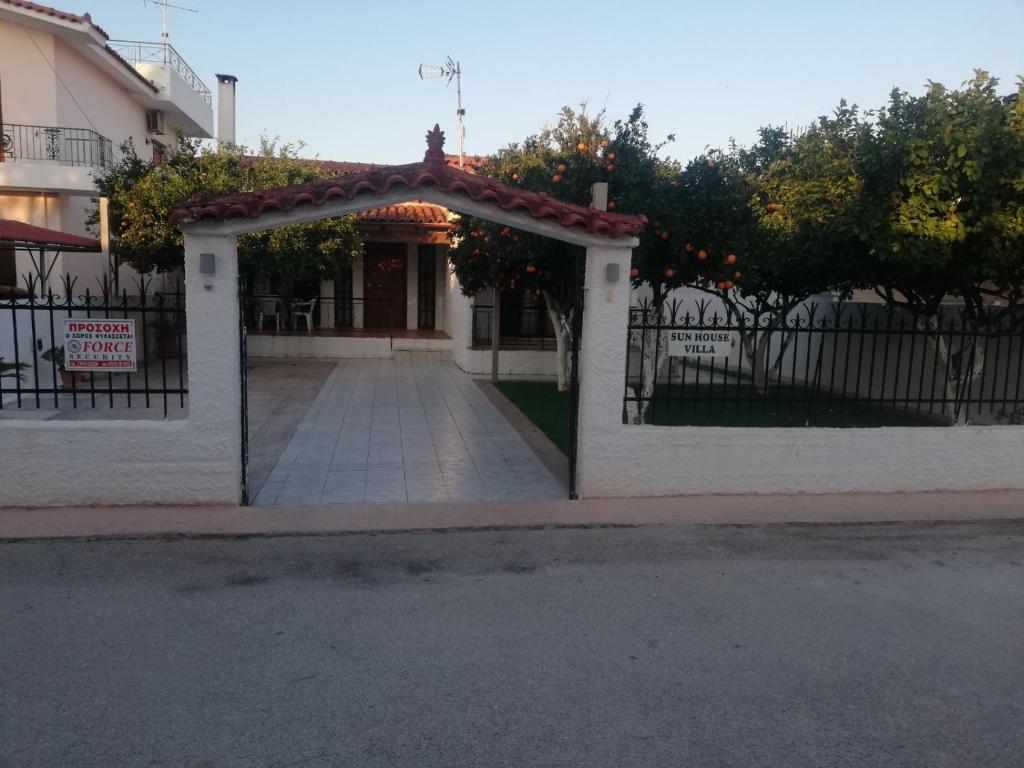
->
left=352, top=253, right=364, bottom=329
left=575, top=244, right=633, bottom=498
left=406, top=242, right=418, bottom=330
left=182, top=231, right=243, bottom=500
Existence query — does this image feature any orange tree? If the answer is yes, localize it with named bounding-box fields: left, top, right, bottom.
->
left=92, top=137, right=362, bottom=284
left=853, top=72, right=1024, bottom=422
left=633, top=115, right=865, bottom=401
left=450, top=104, right=681, bottom=391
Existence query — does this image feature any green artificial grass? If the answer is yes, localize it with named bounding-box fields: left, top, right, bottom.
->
left=495, top=381, right=573, bottom=454
left=497, top=380, right=941, bottom=440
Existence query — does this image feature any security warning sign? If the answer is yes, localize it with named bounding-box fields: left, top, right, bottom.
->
left=63, top=319, right=137, bottom=372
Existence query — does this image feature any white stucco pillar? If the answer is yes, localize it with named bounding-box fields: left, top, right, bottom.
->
left=182, top=231, right=243, bottom=501
left=406, top=242, right=419, bottom=331
left=575, top=244, right=633, bottom=498
left=352, top=254, right=364, bottom=329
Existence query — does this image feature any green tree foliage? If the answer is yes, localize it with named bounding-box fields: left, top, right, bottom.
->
left=449, top=104, right=678, bottom=390
left=857, top=71, right=1024, bottom=318
left=92, top=138, right=362, bottom=283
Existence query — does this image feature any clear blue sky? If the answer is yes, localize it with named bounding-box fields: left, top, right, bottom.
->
left=86, top=0, right=1024, bottom=164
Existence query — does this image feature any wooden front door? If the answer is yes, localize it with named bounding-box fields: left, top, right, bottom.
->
left=363, top=243, right=406, bottom=329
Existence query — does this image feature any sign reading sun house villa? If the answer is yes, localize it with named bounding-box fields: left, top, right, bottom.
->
left=668, top=329, right=736, bottom=358
left=63, top=319, right=138, bottom=372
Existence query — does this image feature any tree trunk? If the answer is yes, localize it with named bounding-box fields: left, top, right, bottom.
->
left=544, top=291, right=573, bottom=393
left=632, top=296, right=670, bottom=424
left=930, top=327, right=987, bottom=426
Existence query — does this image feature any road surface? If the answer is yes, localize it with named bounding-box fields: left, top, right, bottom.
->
left=2, top=522, right=1023, bottom=767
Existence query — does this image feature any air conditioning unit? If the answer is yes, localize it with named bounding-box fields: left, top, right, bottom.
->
left=145, top=110, right=165, bottom=135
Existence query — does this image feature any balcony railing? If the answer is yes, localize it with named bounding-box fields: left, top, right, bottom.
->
left=0, top=124, right=113, bottom=168
left=108, top=40, right=212, bottom=105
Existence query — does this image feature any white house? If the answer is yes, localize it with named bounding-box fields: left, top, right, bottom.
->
left=0, top=0, right=215, bottom=293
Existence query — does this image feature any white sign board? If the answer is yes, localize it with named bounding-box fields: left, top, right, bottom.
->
left=668, top=329, right=737, bottom=358
left=63, top=319, right=137, bottom=372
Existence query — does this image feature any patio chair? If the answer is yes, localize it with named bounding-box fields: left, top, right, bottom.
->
left=256, top=295, right=283, bottom=331
left=291, top=297, right=318, bottom=332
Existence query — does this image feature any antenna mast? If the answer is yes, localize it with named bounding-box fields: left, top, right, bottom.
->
left=419, top=56, right=465, bottom=167
left=143, top=0, right=198, bottom=63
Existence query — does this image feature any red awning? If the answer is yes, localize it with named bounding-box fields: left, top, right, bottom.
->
left=0, top=219, right=101, bottom=251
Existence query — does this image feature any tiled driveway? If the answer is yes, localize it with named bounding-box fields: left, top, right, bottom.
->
left=253, top=359, right=566, bottom=505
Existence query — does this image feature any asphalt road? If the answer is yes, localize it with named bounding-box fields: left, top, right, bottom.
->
left=2, top=522, right=1023, bottom=768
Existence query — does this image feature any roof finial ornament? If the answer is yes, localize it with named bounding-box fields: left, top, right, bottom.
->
left=424, top=124, right=446, bottom=164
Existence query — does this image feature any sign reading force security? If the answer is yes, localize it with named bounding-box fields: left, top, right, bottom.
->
left=63, top=319, right=137, bottom=372
left=668, top=329, right=737, bottom=358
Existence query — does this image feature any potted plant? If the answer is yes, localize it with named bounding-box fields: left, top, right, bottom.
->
left=41, top=345, right=90, bottom=389
left=1, top=357, right=29, bottom=382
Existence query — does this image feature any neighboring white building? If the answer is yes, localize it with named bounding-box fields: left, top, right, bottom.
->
left=0, top=0, right=215, bottom=292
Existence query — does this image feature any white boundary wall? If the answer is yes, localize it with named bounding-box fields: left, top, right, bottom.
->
left=0, top=234, right=242, bottom=507
left=575, top=246, right=1024, bottom=498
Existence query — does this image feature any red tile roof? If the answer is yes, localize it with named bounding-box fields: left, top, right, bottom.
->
left=0, top=0, right=105, bottom=33
left=0, top=218, right=101, bottom=251
left=357, top=203, right=449, bottom=227
left=171, top=126, right=646, bottom=240
left=0, top=0, right=159, bottom=93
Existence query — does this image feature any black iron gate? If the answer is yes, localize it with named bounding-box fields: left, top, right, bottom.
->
left=237, top=275, right=250, bottom=505
left=567, top=250, right=585, bottom=499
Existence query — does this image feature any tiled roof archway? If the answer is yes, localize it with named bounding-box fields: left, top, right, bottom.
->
left=170, top=126, right=646, bottom=245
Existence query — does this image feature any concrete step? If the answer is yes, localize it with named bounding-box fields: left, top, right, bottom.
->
left=394, top=350, right=451, bottom=361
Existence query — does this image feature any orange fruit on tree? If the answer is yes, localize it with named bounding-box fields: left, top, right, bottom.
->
left=577, top=142, right=587, bottom=151
left=660, top=231, right=670, bottom=240
left=601, top=139, right=610, bottom=148
left=664, top=267, right=677, bottom=278
left=552, top=174, right=562, bottom=183
left=684, top=242, right=695, bottom=253
left=557, top=163, right=567, bottom=173
left=716, top=280, right=727, bottom=290
left=724, top=280, right=734, bottom=290
left=697, top=249, right=708, bottom=260
left=526, top=264, right=537, bottom=273
left=725, top=253, right=737, bottom=265
left=606, top=151, right=616, bottom=161
left=734, top=270, right=743, bottom=279
left=606, top=164, right=615, bottom=173
left=629, top=267, right=640, bottom=278
left=511, top=173, right=519, bottom=181
left=607, top=201, right=616, bottom=210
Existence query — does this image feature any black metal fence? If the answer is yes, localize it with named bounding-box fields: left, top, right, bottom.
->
left=624, top=298, right=1024, bottom=427
left=472, top=304, right=557, bottom=350
left=1, top=287, right=187, bottom=416
left=1, top=123, right=113, bottom=168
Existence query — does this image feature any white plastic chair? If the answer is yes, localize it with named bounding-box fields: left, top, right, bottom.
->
left=256, top=295, right=282, bottom=331
left=291, top=297, right=318, bottom=332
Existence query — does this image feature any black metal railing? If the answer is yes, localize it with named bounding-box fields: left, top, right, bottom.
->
left=107, top=40, right=213, bottom=105
left=243, top=294, right=395, bottom=346
left=472, top=304, right=558, bottom=350
left=0, top=124, right=113, bottom=168
left=1, top=288, right=187, bottom=417
left=624, top=298, right=1024, bottom=427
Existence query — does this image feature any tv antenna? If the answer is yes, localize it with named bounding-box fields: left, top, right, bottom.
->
left=419, top=56, right=465, bottom=167
left=142, top=0, right=198, bottom=54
